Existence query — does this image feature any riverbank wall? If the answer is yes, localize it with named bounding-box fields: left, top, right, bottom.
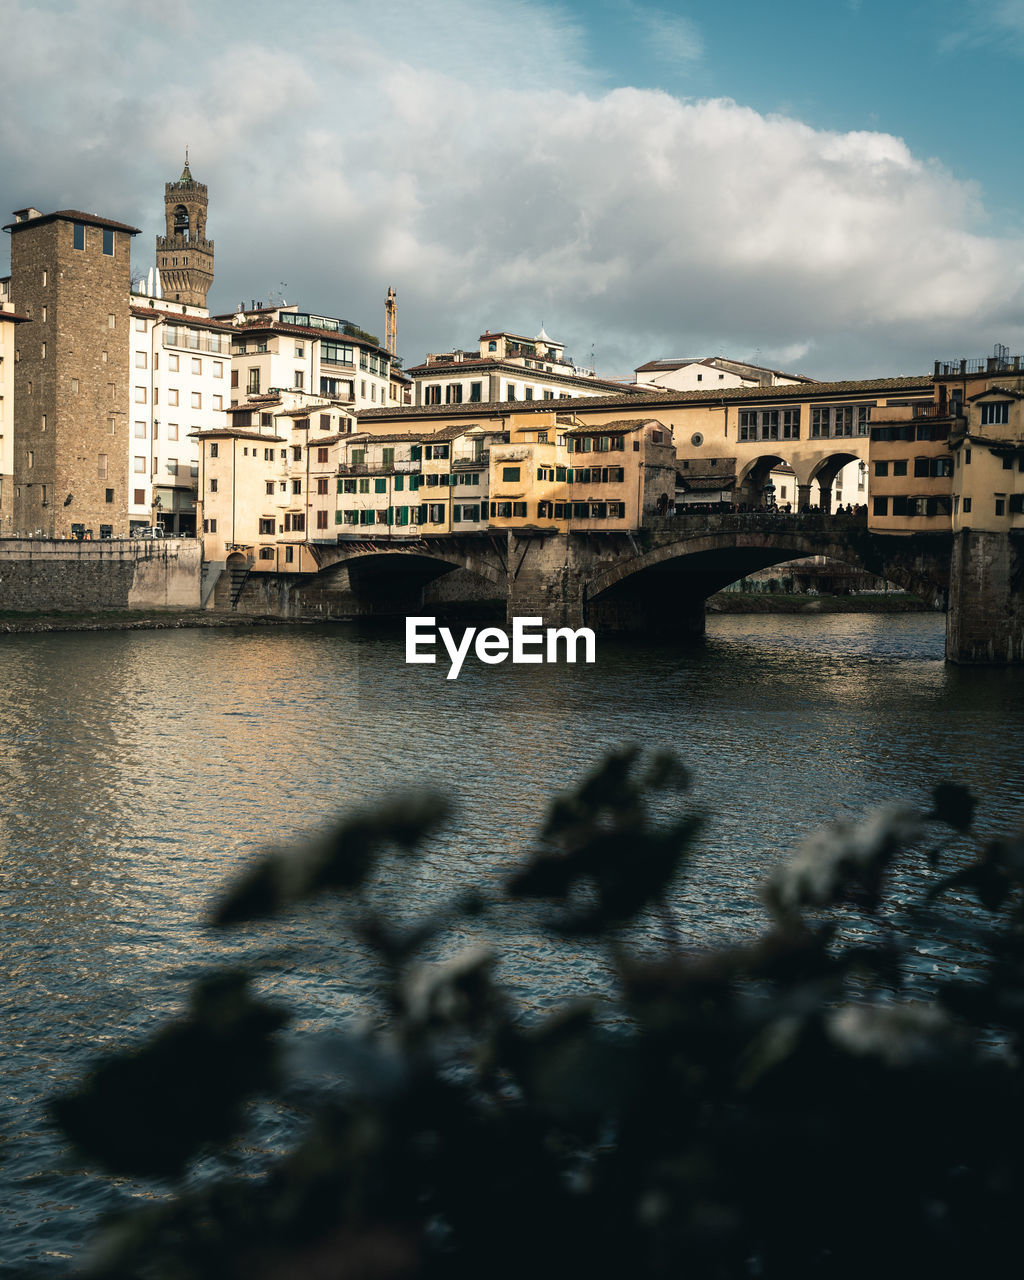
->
left=0, top=538, right=202, bottom=612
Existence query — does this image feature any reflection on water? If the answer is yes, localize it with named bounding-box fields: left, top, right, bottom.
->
left=2, top=613, right=1023, bottom=1268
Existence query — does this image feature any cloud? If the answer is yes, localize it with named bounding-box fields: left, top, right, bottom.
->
left=3, top=0, right=1024, bottom=379
left=624, top=2, right=704, bottom=67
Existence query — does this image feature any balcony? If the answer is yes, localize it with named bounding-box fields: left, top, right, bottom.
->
left=453, top=451, right=489, bottom=467
left=163, top=328, right=230, bottom=355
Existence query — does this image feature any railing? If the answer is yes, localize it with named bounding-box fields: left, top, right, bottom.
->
left=163, top=328, right=230, bottom=355
left=934, top=356, right=1024, bottom=377
left=453, top=451, right=489, bottom=466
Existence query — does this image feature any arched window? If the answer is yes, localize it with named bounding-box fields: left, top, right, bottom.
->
left=174, top=205, right=190, bottom=240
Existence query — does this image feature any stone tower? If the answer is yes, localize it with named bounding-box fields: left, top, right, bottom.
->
left=155, top=154, right=213, bottom=308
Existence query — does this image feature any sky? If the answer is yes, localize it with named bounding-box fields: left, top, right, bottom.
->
left=2, top=0, right=1024, bottom=381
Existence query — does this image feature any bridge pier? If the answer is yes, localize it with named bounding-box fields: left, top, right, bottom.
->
left=947, top=530, right=1024, bottom=663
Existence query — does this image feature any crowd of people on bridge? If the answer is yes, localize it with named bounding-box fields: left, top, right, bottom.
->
left=656, top=497, right=869, bottom=518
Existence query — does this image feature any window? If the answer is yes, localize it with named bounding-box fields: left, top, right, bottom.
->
left=892, top=459, right=907, bottom=476
left=168, top=354, right=179, bottom=372
left=135, top=386, right=146, bottom=404
left=874, top=461, right=889, bottom=477
left=27, top=450, right=34, bottom=468
left=168, top=389, right=179, bottom=406
left=375, top=478, right=387, bottom=493
left=358, top=478, right=370, bottom=493
left=295, top=342, right=305, bottom=358
left=135, top=351, right=147, bottom=369
left=963, top=497, right=972, bottom=513
left=284, top=513, right=305, bottom=532
left=213, top=362, right=223, bottom=379
left=191, top=357, right=202, bottom=375
left=294, top=370, right=304, bottom=389
left=317, top=447, right=329, bottom=463
left=73, top=222, right=85, bottom=250
left=108, top=314, right=116, bottom=329
left=213, top=395, right=223, bottom=411
left=102, top=228, right=114, bottom=255
left=981, top=402, right=1010, bottom=425
left=259, top=518, right=276, bottom=534
left=292, top=479, right=301, bottom=494
left=167, top=458, right=178, bottom=475
left=446, top=383, right=462, bottom=404
left=191, top=463, right=199, bottom=478
left=247, top=369, right=261, bottom=395
left=873, top=496, right=888, bottom=516
left=995, top=497, right=1006, bottom=517
left=507, top=383, right=517, bottom=400
left=470, top=382, right=482, bottom=402
left=105, top=488, right=114, bottom=503
left=209, top=478, right=218, bottom=492
left=134, top=455, right=146, bottom=473
left=134, top=420, right=146, bottom=438
left=210, top=442, right=219, bottom=458
left=317, top=477, right=329, bottom=494
left=191, top=392, right=202, bottom=409
left=316, top=509, right=328, bottom=529
left=134, top=488, right=146, bottom=505
left=259, top=547, right=275, bottom=560
left=167, top=422, right=179, bottom=441
left=266, top=481, right=275, bottom=495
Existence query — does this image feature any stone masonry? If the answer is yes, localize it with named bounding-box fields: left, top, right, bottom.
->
left=7, top=209, right=139, bottom=538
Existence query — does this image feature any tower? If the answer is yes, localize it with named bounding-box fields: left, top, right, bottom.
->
left=155, top=153, right=213, bottom=308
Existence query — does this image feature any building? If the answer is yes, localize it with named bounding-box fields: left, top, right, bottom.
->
left=942, top=357, right=1024, bottom=534
left=633, top=356, right=816, bottom=393
left=127, top=295, right=232, bottom=534
left=407, top=327, right=643, bottom=407
left=0, top=279, right=29, bottom=532
left=196, top=387, right=358, bottom=576
left=217, top=304, right=398, bottom=412
left=3, top=206, right=140, bottom=538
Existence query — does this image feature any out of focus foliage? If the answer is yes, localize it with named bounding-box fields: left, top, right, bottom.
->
left=52, top=752, right=1024, bottom=1279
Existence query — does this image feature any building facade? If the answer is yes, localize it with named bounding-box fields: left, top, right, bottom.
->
left=155, top=157, right=214, bottom=308
left=407, top=327, right=641, bottom=407
left=218, top=305, right=396, bottom=412
left=4, top=207, right=139, bottom=538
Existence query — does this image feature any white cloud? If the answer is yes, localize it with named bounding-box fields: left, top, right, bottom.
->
left=3, top=0, right=1024, bottom=378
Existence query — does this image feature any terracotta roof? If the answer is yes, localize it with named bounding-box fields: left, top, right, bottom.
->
left=129, top=305, right=232, bottom=333
left=4, top=209, right=140, bottom=235
left=358, top=375, right=933, bottom=422
left=635, top=356, right=816, bottom=383
left=406, top=355, right=639, bottom=394
left=680, top=474, right=736, bottom=491
left=967, top=385, right=1024, bottom=401
left=188, top=429, right=286, bottom=442
left=566, top=418, right=667, bottom=435
left=230, top=319, right=390, bottom=356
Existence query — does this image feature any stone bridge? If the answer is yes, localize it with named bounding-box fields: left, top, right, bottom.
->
left=226, top=512, right=1024, bottom=662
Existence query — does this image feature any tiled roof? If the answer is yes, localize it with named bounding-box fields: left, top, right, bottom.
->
left=405, top=355, right=638, bottom=394
left=358, top=375, right=933, bottom=421
left=680, top=474, right=736, bottom=491
left=967, top=385, right=1024, bottom=401
left=129, top=305, right=232, bottom=333
left=567, top=417, right=666, bottom=434
left=4, top=209, right=141, bottom=235
left=189, top=428, right=286, bottom=442
left=230, top=319, right=390, bottom=355
left=635, top=355, right=816, bottom=383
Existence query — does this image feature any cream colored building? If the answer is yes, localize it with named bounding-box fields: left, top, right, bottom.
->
left=128, top=288, right=232, bottom=534
left=634, top=356, right=815, bottom=393
left=408, top=327, right=641, bottom=407
left=217, top=304, right=397, bottom=411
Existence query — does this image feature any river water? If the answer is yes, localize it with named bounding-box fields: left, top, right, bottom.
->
left=2, top=613, right=1023, bottom=1270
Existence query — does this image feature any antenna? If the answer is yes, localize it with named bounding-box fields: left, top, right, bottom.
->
left=385, top=286, right=397, bottom=355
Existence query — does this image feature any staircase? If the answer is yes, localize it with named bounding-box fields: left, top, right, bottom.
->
left=211, top=562, right=251, bottom=611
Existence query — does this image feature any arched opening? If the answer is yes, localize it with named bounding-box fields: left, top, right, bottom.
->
left=736, top=454, right=788, bottom=508
left=809, top=451, right=862, bottom=513
left=295, top=551, right=503, bottom=621
left=173, top=205, right=190, bottom=241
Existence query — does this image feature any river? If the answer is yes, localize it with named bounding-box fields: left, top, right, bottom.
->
left=2, top=613, right=1023, bottom=1270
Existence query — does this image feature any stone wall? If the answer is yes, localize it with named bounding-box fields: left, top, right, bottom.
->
left=0, top=538, right=201, bottom=611
left=947, top=529, right=1024, bottom=663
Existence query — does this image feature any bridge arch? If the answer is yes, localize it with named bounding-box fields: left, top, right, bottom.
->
left=581, top=520, right=949, bottom=633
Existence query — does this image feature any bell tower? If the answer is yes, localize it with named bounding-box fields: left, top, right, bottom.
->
left=155, top=151, right=213, bottom=308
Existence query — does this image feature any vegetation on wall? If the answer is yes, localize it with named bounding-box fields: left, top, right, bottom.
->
left=52, top=752, right=1024, bottom=1279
